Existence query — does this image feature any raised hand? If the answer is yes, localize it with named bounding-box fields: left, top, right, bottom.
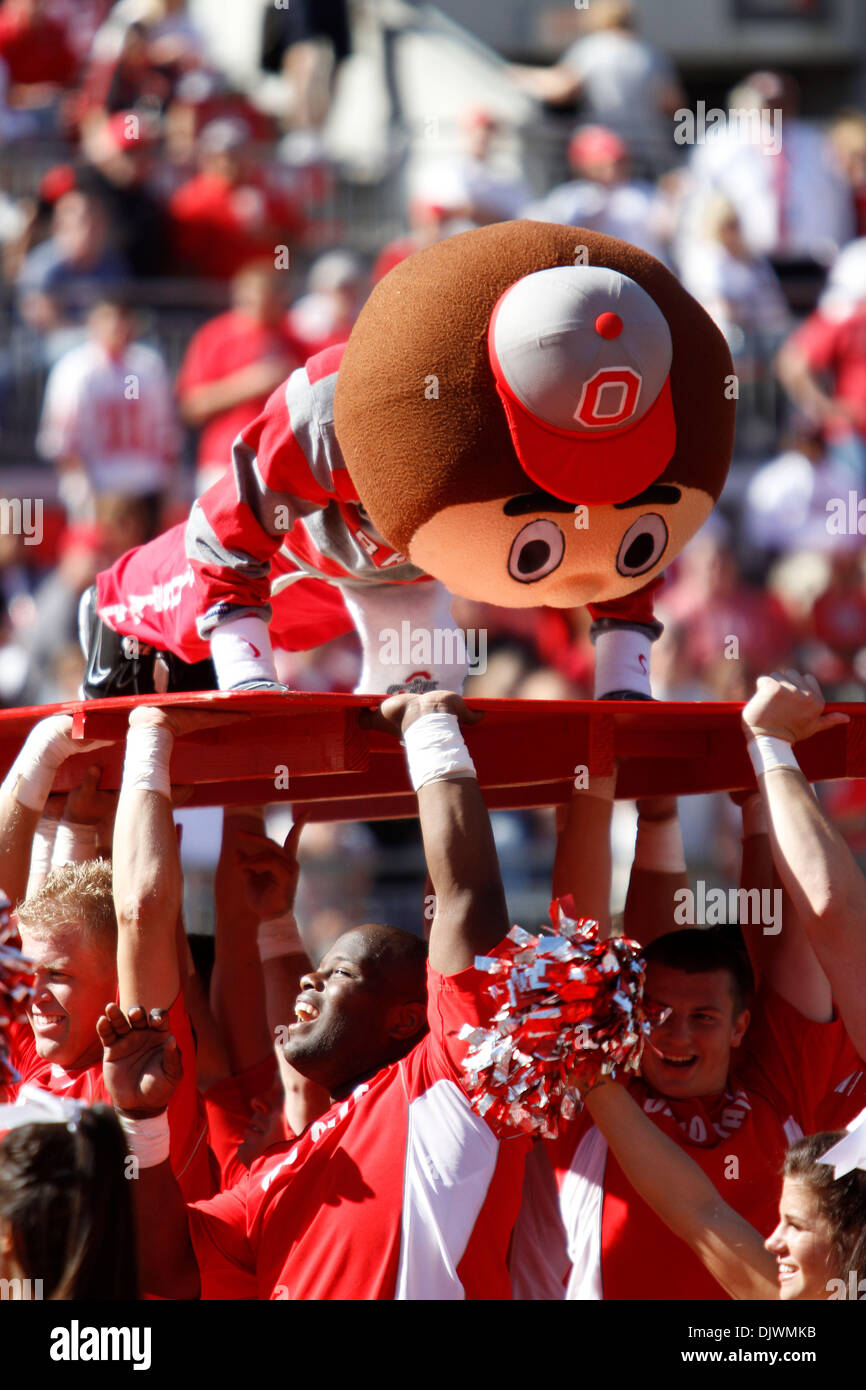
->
left=361, top=688, right=484, bottom=739
left=63, top=765, right=117, bottom=827
left=234, top=813, right=308, bottom=920
left=128, top=704, right=251, bottom=739
left=741, top=669, right=850, bottom=745
left=97, top=1002, right=182, bottom=1118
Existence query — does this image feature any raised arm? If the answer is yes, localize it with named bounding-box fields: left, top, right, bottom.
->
left=734, top=789, right=833, bottom=1021
left=583, top=1077, right=778, bottom=1301
left=740, top=671, right=865, bottom=1053
left=552, top=774, right=616, bottom=935
left=98, top=1002, right=200, bottom=1300
left=0, top=715, right=111, bottom=905
left=370, top=690, right=509, bottom=975
left=114, top=706, right=247, bottom=1012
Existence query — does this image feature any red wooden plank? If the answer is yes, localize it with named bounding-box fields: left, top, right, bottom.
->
left=0, top=695, right=863, bottom=822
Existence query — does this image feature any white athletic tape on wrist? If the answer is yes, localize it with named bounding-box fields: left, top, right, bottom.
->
left=257, top=912, right=305, bottom=962
left=634, top=816, right=686, bottom=873
left=52, top=822, right=98, bottom=866
left=123, top=724, right=173, bottom=799
left=117, top=1110, right=170, bottom=1168
left=30, top=816, right=58, bottom=882
left=403, top=712, right=476, bottom=790
left=1, top=721, right=82, bottom=812
left=747, top=736, right=799, bottom=778
left=210, top=615, right=276, bottom=690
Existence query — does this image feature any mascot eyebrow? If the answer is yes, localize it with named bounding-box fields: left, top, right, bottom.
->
left=503, top=483, right=682, bottom=517
left=613, top=484, right=681, bottom=510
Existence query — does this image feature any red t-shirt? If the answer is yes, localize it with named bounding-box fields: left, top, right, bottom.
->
left=8, top=993, right=216, bottom=1203
left=203, top=1053, right=278, bottom=1188
left=187, top=955, right=530, bottom=1300
left=169, top=174, right=305, bottom=280
left=510, top=987, right=864, bottom=1301
left=176, top=310, right=301, bottom=476
left=791, top=308, right=866, bottom=438
left=0, top=13, right=77, bottom=86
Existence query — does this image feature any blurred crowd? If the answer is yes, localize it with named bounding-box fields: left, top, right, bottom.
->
left=0, top=0, right=865, bottom=911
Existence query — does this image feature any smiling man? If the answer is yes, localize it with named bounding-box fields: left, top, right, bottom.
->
left=0, top=712, right=215, bottom=1201
left=98, top=689, right=532, bottom=1301
left=510, top=671, right=864, bottom=1301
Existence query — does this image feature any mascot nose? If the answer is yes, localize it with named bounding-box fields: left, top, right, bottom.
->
left=488, top=265, right=677, bottom=506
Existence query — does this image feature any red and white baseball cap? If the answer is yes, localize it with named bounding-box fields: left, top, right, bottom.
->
left=488, top=265, right=676, bottom=505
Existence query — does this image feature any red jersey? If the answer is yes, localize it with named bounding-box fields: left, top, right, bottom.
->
left=169, top=173, right=305, bottom=280
left=510, top=987, right=863, bottom=1301
left=0, top=12, right=77, bottom=86
left=203, top=1054, right=278, bottom=1188
left=187, top=956, right=530, bottom=1300
left=96, top=344, right=427, bottom=661
left=176, top=309, right=301, bottom=479
left=791, top=308, right=866, bottom=438
left=8, top=993, right=216, bottom=1203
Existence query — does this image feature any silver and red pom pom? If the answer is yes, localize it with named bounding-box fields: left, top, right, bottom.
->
left=459, top=895, right=666, bottom=1138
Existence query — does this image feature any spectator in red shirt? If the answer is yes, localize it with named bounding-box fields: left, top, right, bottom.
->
left=372, top=196, right=466, bottom=284
left=0, top=710, right=222, bottom=1204
left=777, top=261, right=866, bottom=488
left=177, top=262, right=302, bottom=493
left=286, top=249, right=367, bottom=360
left=0, top=0, right=77, bottom=98
left=168, top=117, right=306, bottom=280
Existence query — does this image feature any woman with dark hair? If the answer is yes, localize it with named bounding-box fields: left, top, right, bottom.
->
left=581, top=1075, right=866, bottom=1300
left=0, top=1096, right=138, bottom=1300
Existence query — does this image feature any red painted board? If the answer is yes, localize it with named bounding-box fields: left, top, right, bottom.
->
left=0, top=693, right=863, bottom=819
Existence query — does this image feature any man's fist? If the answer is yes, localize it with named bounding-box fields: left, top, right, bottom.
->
left=97, top=1002, right=182, bottom=1119
left=742, top=669, right=850, bottom=745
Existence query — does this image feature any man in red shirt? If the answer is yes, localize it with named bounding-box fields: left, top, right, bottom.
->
left=0, top=0, right=77, bottom=96
left=177, top=262, right=302, bottom=494
left=777, top=296, right=866, bottom=487
left=169, top=118, right=306, bottom=280
left=511, top=670, right=865, bottom=1300
left=0, top=709, right=223, bottom=1202
left=98, top=688, right=532, bottom=1300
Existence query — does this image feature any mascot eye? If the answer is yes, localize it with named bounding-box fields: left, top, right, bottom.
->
left=508, top=520, right=565, bottom=583
left=616, top=514, right=668, bottom=577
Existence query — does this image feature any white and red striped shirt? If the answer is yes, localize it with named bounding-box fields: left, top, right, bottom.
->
left=187, top=956, right=529, bottom=1300
left=184, top=343, right=427, bottom=642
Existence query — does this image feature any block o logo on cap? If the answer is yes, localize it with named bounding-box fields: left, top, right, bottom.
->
left=488, top=265, right=677, bottom=505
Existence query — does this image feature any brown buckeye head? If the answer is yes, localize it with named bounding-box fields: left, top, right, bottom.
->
left=333, top=221, right=735, bottom=609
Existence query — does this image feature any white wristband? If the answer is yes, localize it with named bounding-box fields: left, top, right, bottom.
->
left=210, top=615, right=276, bottom=689
left=1, top=721, right=81, bottom=813
left=29, top=816, right=58, bottom=882
left=257, top=911, right=305, bottom=962
left=117, top=1110, right=171, bottom=1168
left=123, top=724, right=173, bottom=799
left=52, top=822, right=98, bottom=866
left=747, top=736, right=800, bottom=778
left=403, top=712, right=476, bottom=791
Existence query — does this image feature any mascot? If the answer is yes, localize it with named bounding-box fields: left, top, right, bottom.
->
left=82, top=222, right=734, bottom=700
